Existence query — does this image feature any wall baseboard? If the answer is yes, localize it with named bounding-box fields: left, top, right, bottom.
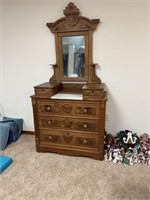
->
left=22, top=130, right=35, bottom=135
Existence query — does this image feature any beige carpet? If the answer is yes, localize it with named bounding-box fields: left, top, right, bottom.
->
left=0, top=134, right=150, bottom=200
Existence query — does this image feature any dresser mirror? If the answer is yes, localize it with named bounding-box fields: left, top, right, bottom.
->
left=62, top=35, right=85, bottom=78
left=58, top=31, right=89, bottom=82
left=46, top=2, right=100, bottom=84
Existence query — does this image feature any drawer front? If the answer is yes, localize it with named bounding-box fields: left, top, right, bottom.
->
left=37, top=100, right=99, bottom=117
left=35, top=88, right=52, bottom=97
left=40, top=130, right=98, bottom=149
left=39, top=116, right=99, bottom=133
left=83, top=90, right=105, bottom=99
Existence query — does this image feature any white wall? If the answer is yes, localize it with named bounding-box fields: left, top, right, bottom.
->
left=1, top=0, right=149, bottom=135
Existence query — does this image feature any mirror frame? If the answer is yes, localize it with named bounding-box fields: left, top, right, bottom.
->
left=46, top=2, right=100, bottom=83
left=58, top=31, right=89, bottom=81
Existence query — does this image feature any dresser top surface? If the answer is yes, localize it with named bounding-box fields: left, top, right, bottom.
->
left=51, top=92, right=83, bottom=100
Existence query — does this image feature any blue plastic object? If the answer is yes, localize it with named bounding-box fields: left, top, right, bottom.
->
left=0, top=155, right=13, bottom=173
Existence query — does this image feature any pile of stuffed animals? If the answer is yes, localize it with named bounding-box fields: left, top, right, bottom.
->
left=104, top=130, right=150, bottom=166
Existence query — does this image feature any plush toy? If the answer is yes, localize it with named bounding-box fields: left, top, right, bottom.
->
left=147, top=150, right=150, bottom=165
left=112, top=148, right=123, bottom=163
left=107, top=140, right=123, bottom=163
left=122, top=148, right=138, bottom=165
left=139, top=133, right=150, bottom=165
left=139, top=133, right=149, bottom=146
left=122, top=150, right=132, bottom=165
left=108, top=148, right=113, bottom=161
left=104, top=133, right=114, bottom=149
left=104, top=132, right=115, bottom=160
left=104, top=130, right=150, bottom=166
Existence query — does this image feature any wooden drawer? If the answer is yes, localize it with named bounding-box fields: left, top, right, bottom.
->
left=37, top=100, right=100, bottom=117
left=39, top=116, right=99, bottom=133
left=35, top=88, right=52, bottom=97
left=40, top=130, right=99, bottom=149
left=34, top=82, right=62, bottom=97
left=83, top=90, right=105, bottom=100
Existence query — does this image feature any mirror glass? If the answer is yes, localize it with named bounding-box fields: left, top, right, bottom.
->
left=62, top=36, right=85, bottom=78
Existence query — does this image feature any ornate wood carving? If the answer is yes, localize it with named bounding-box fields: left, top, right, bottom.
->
left=47, top=2, right=100, bottom=33
left=75, top=107, right=96, bottom=115
left=76, top=122, right=96, bottom=131
left=76, top=137, right=96, bottom=147
left=52, top=120, right=61, bottom=127
left=89, top=64, right=101, bottom=84
left=62, top=118, right=73, bottom=128
left=41, top=119, right=61, bottom=128
left=49, top=64, right=61, bottom=83
left=44, top=134, right=61, bottom=143
left=63, top=2, right=79, bottom=27
left=63, top=133, right=73, bottom=143
left=62, top=104, right=73, bottom=113
left=44, top=104, right=60, bottom=113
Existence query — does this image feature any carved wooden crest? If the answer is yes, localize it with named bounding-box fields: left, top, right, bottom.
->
left=63, top=2, right=79, bottom=27
left=46, top=2, right=100, bottom=33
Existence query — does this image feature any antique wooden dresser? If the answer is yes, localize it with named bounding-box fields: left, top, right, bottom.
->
left=31, top=2, right=107, bottom=160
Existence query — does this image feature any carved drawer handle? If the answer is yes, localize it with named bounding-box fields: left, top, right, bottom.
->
left=83, top=108, right=88, bottom=113
left=83, top=124, right=88, bottom=128
left=48, top=135, right=53, bottom=140
left=83, top=139, right=88, bottom=144
left=47, top=120, right=52, bottom=125
left=46, top=106, right=51, bottom=111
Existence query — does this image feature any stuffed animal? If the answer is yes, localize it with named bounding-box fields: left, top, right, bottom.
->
left=112, top=148, right=123, bottom=163
left=104, top=130, right=150, bottom=166
left=139, top=133, right=150, bottom=165
left=140, top=133, right=149, bottom=146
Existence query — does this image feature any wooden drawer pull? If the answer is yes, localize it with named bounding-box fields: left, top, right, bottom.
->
left=83, top=124, right=88, bottom=128
left=83, top=139, right=88, bottom=144
left=48, top=135, right=52, bottom=140
left=47, top=120, right=52, bottom=125
left=46, top=106, right=51, bottom=111
left=83, top=108, right=88, bottom=113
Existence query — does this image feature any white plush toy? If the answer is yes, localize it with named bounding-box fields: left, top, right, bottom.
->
left=112, top=148, right=122, bottom=163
